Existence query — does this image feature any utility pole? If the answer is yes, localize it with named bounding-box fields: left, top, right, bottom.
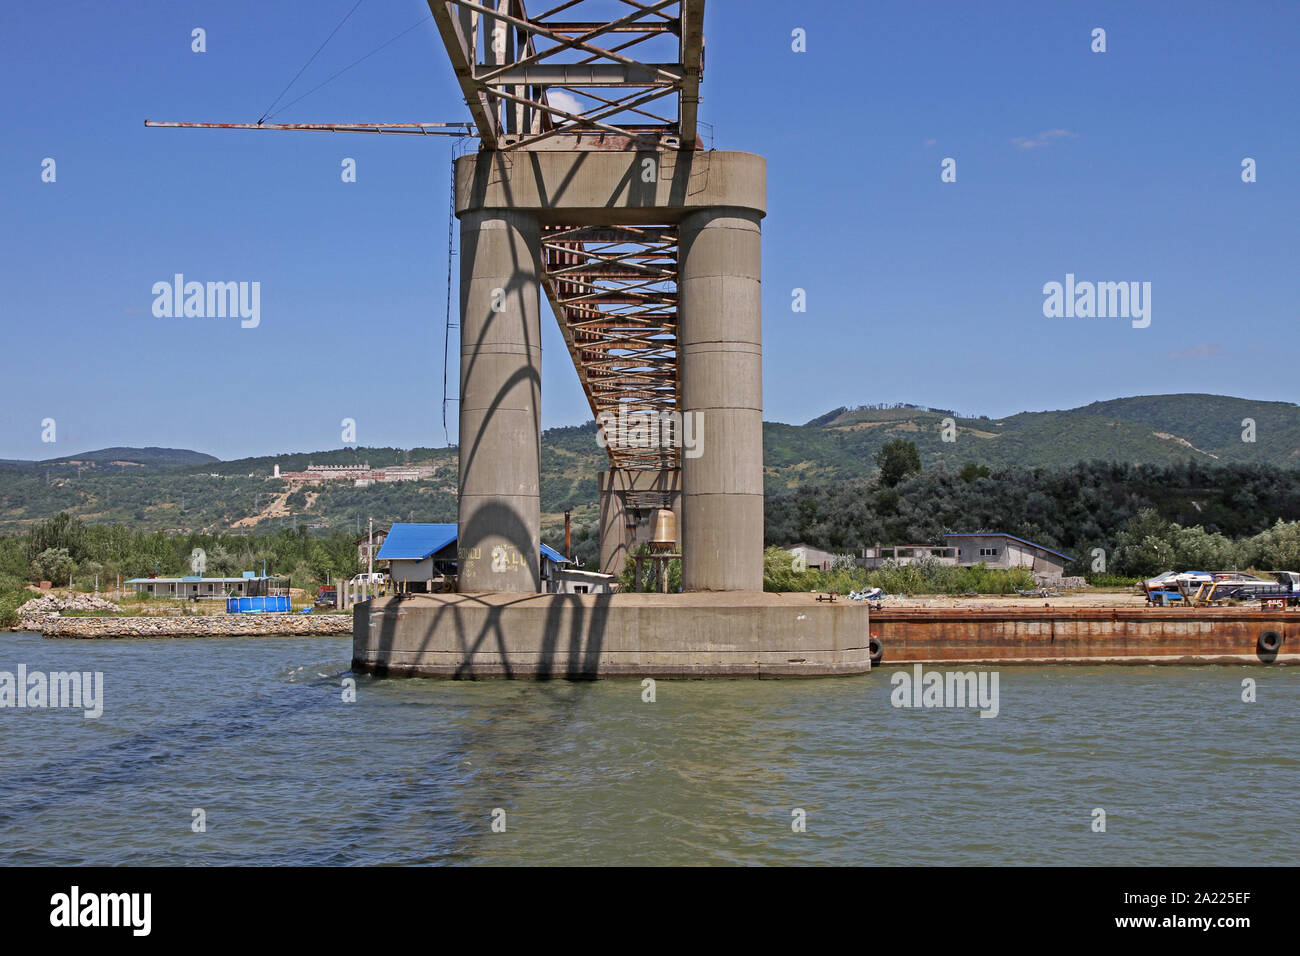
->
left=367, top=516, right=374, bottom=578
left=564, top=509, right=572, bottom=560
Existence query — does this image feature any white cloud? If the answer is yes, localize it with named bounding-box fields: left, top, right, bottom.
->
left=545, top=89, right=583, bottom=119
left=1011, top=129, right=1077, bottom=149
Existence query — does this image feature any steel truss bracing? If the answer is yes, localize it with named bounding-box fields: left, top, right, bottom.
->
left=430, top=0, right=703, bottom=470
left=542, top=224, right=680, bottom=470
left=428, top=0, right=704, bottom=150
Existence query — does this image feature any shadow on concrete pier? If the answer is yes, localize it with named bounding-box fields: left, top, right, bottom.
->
left=355, top=592, right=872, bottom=679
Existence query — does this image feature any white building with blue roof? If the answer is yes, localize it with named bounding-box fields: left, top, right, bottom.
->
left=377, top=523, right=575, bottom=593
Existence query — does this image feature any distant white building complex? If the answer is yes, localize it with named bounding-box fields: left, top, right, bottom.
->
left=273, top=462, right=438, bottom=487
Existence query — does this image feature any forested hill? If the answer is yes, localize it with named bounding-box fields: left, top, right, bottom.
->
left=0, top=447, right=218, bottom=471
left=762, top=393, right=1300, bottom=491
left=0, top=394, right=1296, bottom=535
left=765, top=460, right=1300, bottom=573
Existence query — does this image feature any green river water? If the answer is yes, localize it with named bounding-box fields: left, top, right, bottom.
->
left=1, top=632, right=1295, bottom=865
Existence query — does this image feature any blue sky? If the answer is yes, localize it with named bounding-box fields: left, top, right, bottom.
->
left=2, top=0, right=1296, bottom=460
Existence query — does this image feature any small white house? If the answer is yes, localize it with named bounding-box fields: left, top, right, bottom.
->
left=126, top=572, right=267, bottom=600
left=375, top=524, right=460, bottom=591
left=376, top=523, right=572, bottom=593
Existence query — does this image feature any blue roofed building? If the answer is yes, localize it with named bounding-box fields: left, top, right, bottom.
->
left=376, top=523, right=575, bottom=593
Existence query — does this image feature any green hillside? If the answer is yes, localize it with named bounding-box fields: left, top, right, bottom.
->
left=0, top=393, right=1295, bottom=535
left=0, top=446, right=219, bottom=472
left=783, top=393, right=1300, bottom=481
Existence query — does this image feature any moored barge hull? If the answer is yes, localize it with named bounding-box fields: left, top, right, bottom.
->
left=869, top=607, right=1296, bottom=665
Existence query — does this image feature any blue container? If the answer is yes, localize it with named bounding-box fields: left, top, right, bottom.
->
left=227, top=595, right=291, bottom=614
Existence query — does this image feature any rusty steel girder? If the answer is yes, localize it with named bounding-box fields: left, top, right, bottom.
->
left=541, top=223, right=680, bottom=471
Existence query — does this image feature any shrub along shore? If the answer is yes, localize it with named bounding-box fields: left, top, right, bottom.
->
left=763, top=547, right=1044, bottom=594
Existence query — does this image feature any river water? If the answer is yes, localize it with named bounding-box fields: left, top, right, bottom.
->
left=1, top=631, right=1295, bottom=865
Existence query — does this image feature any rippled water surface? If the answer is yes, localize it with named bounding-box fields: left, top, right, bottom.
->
left=1, top=631, right=1295, bottom=865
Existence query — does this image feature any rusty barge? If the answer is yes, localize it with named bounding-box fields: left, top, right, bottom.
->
left=868, top=606, right=1295, bottom=665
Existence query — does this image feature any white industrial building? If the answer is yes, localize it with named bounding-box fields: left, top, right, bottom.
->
left=942, top=533, right=1075, bottom=583
left=858, top=533, right=1075, bottom=583
left=784, top=543, right=853, bottom=572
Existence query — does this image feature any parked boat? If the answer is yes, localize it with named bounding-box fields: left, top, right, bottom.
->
left=1140, top=571, right=1214, bottom=604
left=1141, top=570, right=1300, bottom=606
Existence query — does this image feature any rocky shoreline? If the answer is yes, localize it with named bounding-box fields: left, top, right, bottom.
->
left=18, top=612, right=353, bottom=639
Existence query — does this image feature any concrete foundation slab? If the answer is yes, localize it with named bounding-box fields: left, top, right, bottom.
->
left=352, top=592, right=872, bottom=678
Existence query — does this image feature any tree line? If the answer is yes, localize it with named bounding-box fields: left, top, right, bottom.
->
left=0, top=513, right=363, bottom=593
left=5, top=448, right=1300, bottom=621
left=765, top=449, right=1300, bottom=577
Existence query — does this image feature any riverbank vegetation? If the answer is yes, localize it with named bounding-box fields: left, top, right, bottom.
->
left=766, top=457, right=1300, bottom=578
left=763, top=547, right=1038, bottom=594
left=4, top=445, right=1299, bottom=617
left=0, top=513, right=363, bottom=610
left=0, top=581, right=28, bottom=629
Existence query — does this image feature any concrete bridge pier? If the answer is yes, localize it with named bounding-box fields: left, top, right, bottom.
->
left=679, top=206, right=765, bottom=591
left=457, top=208, right=543, bottom=593
left=350, top=150, right=862, bottom=680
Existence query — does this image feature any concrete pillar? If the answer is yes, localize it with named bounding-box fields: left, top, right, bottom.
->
left=457, top=208, right=543, bottom=592
left=598, top=471, right=630, bottom=576
left=679, top=207, right=764, bottom=591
